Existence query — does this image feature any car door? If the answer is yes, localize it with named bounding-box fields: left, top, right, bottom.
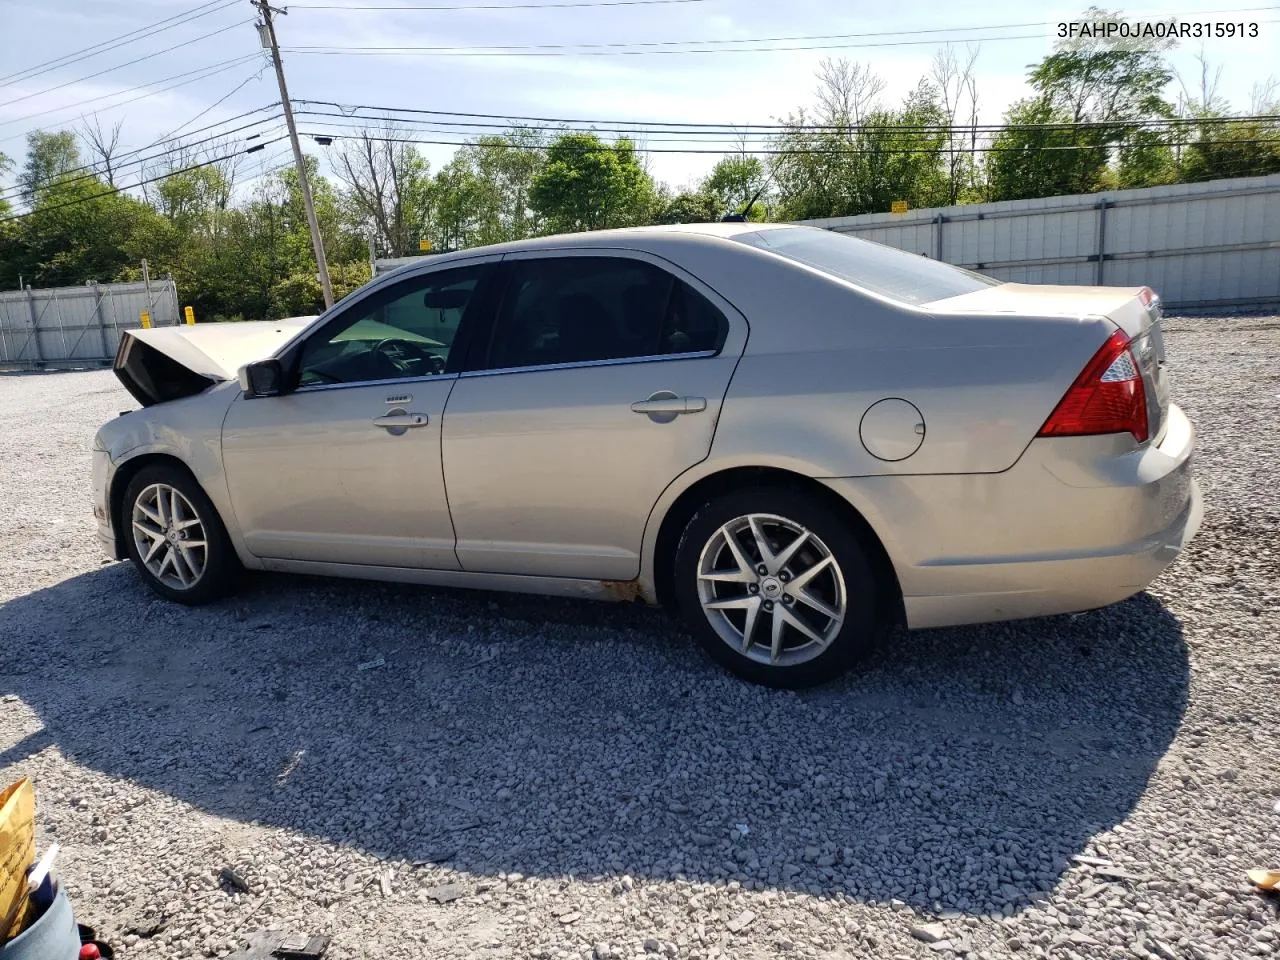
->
left=220, top=260, right=497, bottom=569
left=441, top=250, right=748, bottom=581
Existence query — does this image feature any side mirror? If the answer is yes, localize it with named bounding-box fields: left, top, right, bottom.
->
left=238, top=359, right=286, bottom=398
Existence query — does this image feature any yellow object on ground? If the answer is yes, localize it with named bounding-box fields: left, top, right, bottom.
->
left=0, top=777, right=36, bottom=941
left=1248, top=868, right=1280, bottom=891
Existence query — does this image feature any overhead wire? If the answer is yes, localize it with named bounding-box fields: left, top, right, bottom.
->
left=0, top=0, right=240, bottom=87
left=0, top=113, right=286, bottom=205
left=293, top=103, right=1280, bottom=135
left=0, top=136, right=290, bottom=224
left=282, top=32, right=1051, bottom=56
left=153, top=67, right=271, bottom=144
left=0, top=55, right=267, bottom=138
left=286, top=19, right=1052, bottom=52
left=0, top=20, right=256, bottom=110
left=298, top=129, right=1280, bottom=155
left=240, top=148, right=305, bottom=185
left=292, top=0, right=724, bottom=9
left=279, top=8, right=1280, bottom=57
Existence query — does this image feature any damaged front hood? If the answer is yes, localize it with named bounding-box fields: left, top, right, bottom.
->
left=115, top=315, right=316, bottom=407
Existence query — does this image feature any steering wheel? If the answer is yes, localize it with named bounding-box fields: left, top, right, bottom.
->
left=371, top=338, right=445, bottom=375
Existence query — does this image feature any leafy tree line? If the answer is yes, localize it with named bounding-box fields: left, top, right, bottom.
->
left=1, top=6, right=1276, bottom=320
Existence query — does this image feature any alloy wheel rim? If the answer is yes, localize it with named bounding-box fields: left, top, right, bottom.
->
left=696, top=513, right=846, bottom=667
left=131, top=483, right=208, bottom=590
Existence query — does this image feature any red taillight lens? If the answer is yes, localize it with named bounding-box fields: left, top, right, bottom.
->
left=1038, top=329, right=1149, bottom=443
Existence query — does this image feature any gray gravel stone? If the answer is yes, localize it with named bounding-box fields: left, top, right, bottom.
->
left=1, top=316, right=1278, bottom=959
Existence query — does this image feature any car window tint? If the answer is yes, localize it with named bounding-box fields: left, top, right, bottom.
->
left=735, top=227, right=1000, bottom=306
left=487, top=257, right=677, bottom=370
left=298, top=267, right=481, bottom=386
left=661, top=280, right=728, bottom=354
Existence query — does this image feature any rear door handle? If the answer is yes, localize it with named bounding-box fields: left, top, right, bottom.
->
left=372, top=413, right=428, bottom=429
left=630, top=396, right=707, bottom=415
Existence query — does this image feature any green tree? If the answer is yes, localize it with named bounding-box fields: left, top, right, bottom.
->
left=19, top=131, right=82, bottom=204
left=987, top=6, right=1176, bottom=200
left=429, top=155, right=484, bottom=252
left=857, top=80, right=950, bottom=211
left=1, top=177, right=168, bottom=288
left=529, top=133, right=657, bottom=233
left=771, top=62, right=950, bottom=219
left=0, top=151, right=12, bottom=217
left=456, top=128, right=546, bottom=245
left=332, top=127, right=435, bottom=258
left=702, top=155, right=768, bottom=219
left=655, top=190, right=721, bottom=224
left=1181, top=116, right=1280, bottom=181
left=986, top=97, right=1101, bottom=201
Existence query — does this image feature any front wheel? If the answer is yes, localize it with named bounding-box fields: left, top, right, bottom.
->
left=673, top=487, right=884, bottom=688
left=122, top=464, right=241, bottom=605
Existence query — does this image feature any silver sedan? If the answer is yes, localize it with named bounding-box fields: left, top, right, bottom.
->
left=91, top=223, right=1201, bottom=687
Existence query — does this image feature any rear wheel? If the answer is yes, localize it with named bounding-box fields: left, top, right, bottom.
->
left=122, top=464, right=240, bottom=605
left=673, top=487, right=882, bottom=688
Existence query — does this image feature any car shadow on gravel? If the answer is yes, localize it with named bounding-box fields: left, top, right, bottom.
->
left=1, top=563, right=1189, bottom=916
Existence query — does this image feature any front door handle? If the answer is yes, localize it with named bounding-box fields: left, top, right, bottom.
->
left=372, top=413, right=428, bottom=429
left=630, top=396, right=707, bottom=415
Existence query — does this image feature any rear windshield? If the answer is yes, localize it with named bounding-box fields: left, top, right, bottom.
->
left=734, top=227, right=1000, bottom=306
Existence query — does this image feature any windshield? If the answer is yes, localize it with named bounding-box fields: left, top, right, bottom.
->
left=735, top=227, right=1000, bottom=306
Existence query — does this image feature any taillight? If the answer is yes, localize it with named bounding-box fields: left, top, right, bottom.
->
left=1038, top=329, right=1149, bottom=443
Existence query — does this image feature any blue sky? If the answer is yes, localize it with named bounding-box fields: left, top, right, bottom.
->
left=1, top=0, right=1277, bottom=196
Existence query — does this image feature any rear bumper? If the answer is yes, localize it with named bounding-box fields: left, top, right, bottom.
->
left=823, top=402, right=1202, bottom=630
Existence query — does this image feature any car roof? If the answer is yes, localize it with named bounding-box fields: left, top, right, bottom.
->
left=378, top=222, right=809, bottom=281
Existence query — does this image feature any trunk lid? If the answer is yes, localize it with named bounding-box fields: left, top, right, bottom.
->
left=114, top=316, right=315, bottom=407
left=929, top=282, right=1170, bottom=445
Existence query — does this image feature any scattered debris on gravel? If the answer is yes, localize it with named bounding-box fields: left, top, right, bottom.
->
left=2, top=316, right=1279, bottom=960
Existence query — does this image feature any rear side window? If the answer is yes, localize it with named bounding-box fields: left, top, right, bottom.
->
left=485, top=256, right=727, bottom=370
left=735, top=227, right=999, bottom=306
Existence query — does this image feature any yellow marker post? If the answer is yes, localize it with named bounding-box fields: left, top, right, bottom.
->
left=140, top=311, right=152, bottom=329
left=184, top=306, right=196, bottom=325
left=418, top=239, right=432, bottom=252
left=890, top=200, right=909, bottom=214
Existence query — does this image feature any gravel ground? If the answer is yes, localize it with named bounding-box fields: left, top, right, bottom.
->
left=1, top=316, right=1278, bottom=960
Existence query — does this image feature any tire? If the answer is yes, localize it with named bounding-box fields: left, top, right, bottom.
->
left=673, top=486, right=883, bottom=689
left=121, top=463, right=241, bottom=605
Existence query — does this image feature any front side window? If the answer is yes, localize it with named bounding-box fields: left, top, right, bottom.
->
left=485, top=256, right=728, bottom=371
left=297, top=266, right=483, bottom=387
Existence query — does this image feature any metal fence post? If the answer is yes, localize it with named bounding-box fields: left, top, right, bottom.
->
left=91, top=283, right=109, bottom=358
left=53, top=293, right=69, bottom=360
left=25, top=287, right=44, bottom=363
left=935, top=214, right=945, bottom=261
left=1095, top=199, right=1109, bottom=285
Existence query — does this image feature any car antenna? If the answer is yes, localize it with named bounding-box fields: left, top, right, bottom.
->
left=720, top=170, right=776, bottom=223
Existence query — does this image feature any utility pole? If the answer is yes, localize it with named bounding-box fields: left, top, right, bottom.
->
left=253, top=0, right=334, bottom=309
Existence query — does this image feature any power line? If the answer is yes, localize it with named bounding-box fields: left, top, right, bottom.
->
left=0, top=113, right=285, bottom=205
left=240, top=148, right=303, bottom=185
left=301, top=129, right=1280, bottom=155
left=0, top=0, right=240, bottom=88
left=0, top=136, right=289, bottom=224
left=283, top=32, right=1050, bottom=56
left=0, top=54, right=266, bottom=137
left=280, top=10, right=1280, bottom=57
left=288, top=20, right=1052, bottom=53
left=294, top=101, right=1280, bottom=134
left=292, top=0, right=722, bottom=9
left=253, top=0, right=335, bottom=307
left=153, top=68, right=270, bottom=143
left=0, top=20, right=255, bottom=110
